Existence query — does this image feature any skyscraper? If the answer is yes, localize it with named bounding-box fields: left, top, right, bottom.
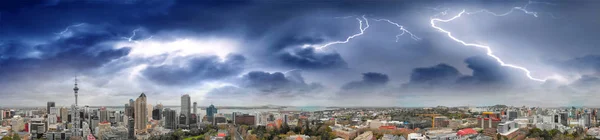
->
left=99, top=107, right=108, bottom=122
left=206, top=104, right=217, bottom=125
left=193, top=102, right=197, bottom=115
left=181, top=94, right=191, bottom=126
left=135, top=93, right=147, bottom=133
left=60, top=107, right=69, bottom=123
left=152, top=108, right=161, bottom=120
left=47, top=102, right=55, bottom=114
left=124, top=104, right=130, bottom=117
left=128, top=118, right=135, bottom=139
left=128, top=99, right=135, bottom=118
left=164, top=108, right=177, bottom=129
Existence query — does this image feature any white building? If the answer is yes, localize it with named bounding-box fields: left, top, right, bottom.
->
left=407, top=133, right=426, bottom=140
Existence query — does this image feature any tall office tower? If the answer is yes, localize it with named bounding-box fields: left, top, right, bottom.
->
left=134, top=93, right=147, bottom=133
left=71, top=105, right=81, bottom=137
left=147, top=104, right=153, bottom=121
left=193, top=102, right=197, bottom=115
left=128, top=118, right=135, bottom=139
left=164, top=109, right=177, bottom=129
left=152, top=108, right=162, bottom=120
left=284, top=114, right=288, bottom=125
left=82, top=122, right=90, bottom=138
left=114, top=111, right=121, bottom=124
left=206, top=104, right=217, bottom=125
left=47, top=102, right=55, bottom=114
left=181, top=94, right=191, bottom=126
left=100, top=107, right=108, bottom=122
left=232, top=112, right=237, bottom=124
left=129, top=99, right=135, bottom=117
left=124, top=104, right=130, bottom=117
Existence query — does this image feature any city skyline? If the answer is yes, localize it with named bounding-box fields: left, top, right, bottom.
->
left=2, top=1, right=600, bottom=107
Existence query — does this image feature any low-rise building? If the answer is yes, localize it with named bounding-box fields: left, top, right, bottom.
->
left=288, top=135, right=310, bottom=140
left=354, top=131, right=372, bottom=140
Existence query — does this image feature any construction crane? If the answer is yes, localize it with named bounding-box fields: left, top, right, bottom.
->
left=417, top=114, right=441, bottom=128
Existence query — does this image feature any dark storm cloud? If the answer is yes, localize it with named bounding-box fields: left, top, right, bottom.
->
left=241, top=71, right=323, bottom=94
left=403, top=64, right=461, bottom=88
left=569, top=75, right=600, bottom=89
left=457, top=56, right=512, bottom=85
left=0, top=24, right=130, bottom=83
left=402, top=56, right=515, bottom=90
left=341, top=72, right=389, bottom=91
left=142, top=54, right=245, bottom=86
left=278, top=47, right=347, bottom=69
left=551, top=54, right=600, bottom=75
left=205, top=70, right=323, bottom=99
left=0, top=0, right=174, bottom=39
left=0, top=41, right=35, bottom=59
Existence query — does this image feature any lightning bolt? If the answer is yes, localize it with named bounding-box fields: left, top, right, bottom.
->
left=121, top=28, right=153, bottom=43
left=55, top=23, right=86, bottom=35
left=430, top=9, right=550, bottom=82
left=122, top=28, right=142, bottom=42
left=372, top=19, right=421, bottom=41
left=283, top=69, right=300, bottom=74
left=315, top=15, right=369, bottom=50
left=465, top=0, right=556, bottom=18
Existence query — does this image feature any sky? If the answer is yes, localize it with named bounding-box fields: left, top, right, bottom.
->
left=1, top=0, right=600, bottom=107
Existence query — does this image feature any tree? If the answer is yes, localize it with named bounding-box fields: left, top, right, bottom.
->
left=527, top=128, right=542, bottom=138
left=548, top=129, right=559, bottom=137
left=11, top=134, right=20, bottom=140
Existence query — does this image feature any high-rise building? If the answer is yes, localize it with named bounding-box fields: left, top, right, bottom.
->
left=152, top=109, right=162, bottom=120
left=147, top=104, right=153, bottom=121
left=206, top=104, right=217, bottom=125
left=181, top=94, right=191, bottom=126
left=47, top=102, right=55, bottom=114
left=284, top=114, right=288, bottom=125
left=100, top=107, right=108, bottom=122
left=129, top=99, right=135, bottom=118
left=114, top=111, right=122, bottom=125
left=70, top=104, right=81, bottom=137
left=124, top=104, right=130, bottom=117
left=164, top=109, right=177, bottom=129
left=128, top=118, right=135, bottom=139
left=135, top=93, right=148, bottom=133
left=82, top=122, right=90, bottom=138
left=233, top=112, right=237, bottom=124
left=49, top=107, right=59, bottom=115
left=193, top=102, right=197, bottom=115
left=178, top=114, right=188, bottom=129
left=508, top=111, right=518, bottom=121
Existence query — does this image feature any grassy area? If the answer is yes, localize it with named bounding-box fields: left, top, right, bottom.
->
left=183, top=135, right=204, bottom=140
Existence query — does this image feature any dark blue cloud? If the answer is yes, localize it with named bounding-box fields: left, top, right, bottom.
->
left=402, top=56, right=514, bottom=90
left=552, top=54, right=600, bottom=75
left=342, top=72, right=389, bottom=91
left=142, top=54, right=245, bottom=86
left=278, top=47, right=347, bottom=69
left=0, top=24, right=130, bottom=83
left=241, top=71, right=323, bottom=94
left=569, top=75, right=600, bottom=89
left=457, top=56, right=512, bottom=85
left=403, top=64, right=462, bottom=88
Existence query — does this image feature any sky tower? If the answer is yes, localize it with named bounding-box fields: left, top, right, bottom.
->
left=74, top=77, right=79, bottom=106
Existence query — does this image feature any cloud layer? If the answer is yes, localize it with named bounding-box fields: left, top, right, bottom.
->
left=1, top=0, right=600, bottom=107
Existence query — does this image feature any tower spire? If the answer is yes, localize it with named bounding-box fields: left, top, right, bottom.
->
left=74, top=77, right=79, bottom=106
